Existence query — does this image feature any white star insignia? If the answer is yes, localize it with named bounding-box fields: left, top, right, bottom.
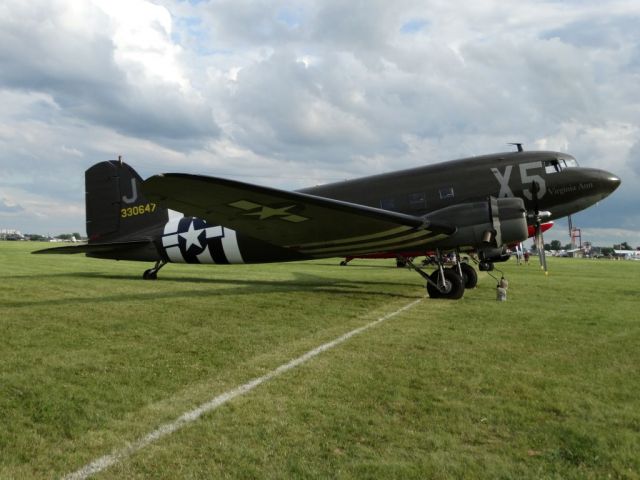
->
left=228, top=200, right=309, bottom=222
left=244, top=205, right=295, bottom=220
left=179, top=221, right=204, bottom=251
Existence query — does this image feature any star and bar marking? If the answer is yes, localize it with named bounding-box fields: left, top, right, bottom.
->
left=178, top=220, right=205, bottom=251
left=229, top=200, right=308, bottom=223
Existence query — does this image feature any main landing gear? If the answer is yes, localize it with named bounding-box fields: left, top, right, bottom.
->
left=402, top=250, right=472, bottom=300
left=426, top=267, right=465, bottom=299
left=455, top=262, right=478, bottom=289
left=143, top=259, right=167, bottom=280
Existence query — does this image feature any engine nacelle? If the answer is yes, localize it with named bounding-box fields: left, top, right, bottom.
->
left=424, top=197, right=527, bottom=249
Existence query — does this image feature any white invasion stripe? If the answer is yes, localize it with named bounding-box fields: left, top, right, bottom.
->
left=196, top=246, right=214, bottom=264
left=205, top=226, right=223, bottom=238
left=162, top=233, right=179, bottom=247
left=288, top=225, right=412, bottom=248
left=62, top=298, right=422, bottom=480
left=301, top=229, right=431, bottom=255
left=167, top=209, right=183, bottom=220
left=165, top=246, right=183, bottom=263
left=163, top=218, right=181, bottom=235
left=304, top=233, right=450, bottom=258
left=221, top=228, right=244, bottom=264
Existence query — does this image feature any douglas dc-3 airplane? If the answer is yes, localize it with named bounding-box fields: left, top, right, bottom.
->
left=35, top=146, right=620, bottom=299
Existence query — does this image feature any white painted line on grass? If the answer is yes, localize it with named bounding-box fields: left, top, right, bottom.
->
left=63, top=298, right=422, bottom=480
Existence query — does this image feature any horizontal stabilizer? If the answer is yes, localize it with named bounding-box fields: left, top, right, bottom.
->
left=32, top=240, right=153, bottom=255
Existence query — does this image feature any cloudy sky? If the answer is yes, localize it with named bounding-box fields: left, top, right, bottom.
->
left=1, top=0, right=638, bottom=246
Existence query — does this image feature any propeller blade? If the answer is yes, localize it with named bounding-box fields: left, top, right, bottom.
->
left=530, top=180, right=548, bottom=274
left=531, top=180, right=540, bottom=214
left=536, top=222, right=548, bottom=273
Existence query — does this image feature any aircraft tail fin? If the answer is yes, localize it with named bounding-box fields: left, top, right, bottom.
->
left=86, top=160, right=168, bottom=243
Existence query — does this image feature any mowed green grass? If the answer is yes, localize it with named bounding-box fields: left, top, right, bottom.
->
left=1, top=241, right=639, bottom=479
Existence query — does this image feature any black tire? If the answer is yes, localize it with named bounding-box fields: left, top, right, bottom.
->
left=143, top=269, right=157, bottom=280
left=426, top=271, right=442, bottom=299
left=479, top=261, right=494, bottom=272
left=459, top=263, right=478, bottom=289
left=426, top=269, right=465, bottom=300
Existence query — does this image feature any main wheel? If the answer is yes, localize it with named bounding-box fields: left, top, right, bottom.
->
left=426, top=271, right=442, bottom=299
left=459, top=263, right=478, bottom=289
left=426, top=269, right=465, bottom=300
left=447, top=264, right=477, bottom=289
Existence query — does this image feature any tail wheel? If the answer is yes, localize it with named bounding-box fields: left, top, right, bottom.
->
left=143, top=269, right=157, bottom=280
left=427, top=269, right=465, bottom=300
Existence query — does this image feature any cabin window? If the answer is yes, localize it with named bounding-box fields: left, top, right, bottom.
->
left=439, top=186, right=454, bottom=200
left=380, top=197, right=396, bottom=210
left=408, top=192, right=426, bottom=210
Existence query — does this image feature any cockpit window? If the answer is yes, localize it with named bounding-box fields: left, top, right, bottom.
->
left=545, top=157, right=579, bottom=173
left=544, top=159, right=561, bottom=173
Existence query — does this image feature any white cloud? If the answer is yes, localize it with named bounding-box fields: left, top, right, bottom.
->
left=0, top=0, right=219, bottom=144
left=93, top=0, right=190, bottom=90
left=0, top=0, right=638, bottom=239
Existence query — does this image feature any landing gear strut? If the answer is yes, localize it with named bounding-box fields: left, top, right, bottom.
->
left=446, top=249, right=478, bottom=289
left=143, top=259, right=167, bottom=280
left=456, top=262, right=478, bottom=289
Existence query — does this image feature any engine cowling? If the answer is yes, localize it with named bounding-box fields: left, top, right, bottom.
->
left=424, top=197, right=528, bottom=249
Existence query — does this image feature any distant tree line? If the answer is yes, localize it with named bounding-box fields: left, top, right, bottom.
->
left=613, top=242, right=635, bottom=251
left=529, top=241, right=636, bottom=256
left=22, top=233, right=84, bottom=241
left=55, top=233, right=82, bottom=240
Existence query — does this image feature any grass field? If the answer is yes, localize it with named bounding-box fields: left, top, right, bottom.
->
left=1, top=241, right=639, bottom=479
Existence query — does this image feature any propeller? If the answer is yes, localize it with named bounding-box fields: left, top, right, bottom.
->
left=530, top=181, right=548, bottom=274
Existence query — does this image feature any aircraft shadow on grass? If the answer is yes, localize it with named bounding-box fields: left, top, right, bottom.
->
left=3, top=271, right=421, bottom=309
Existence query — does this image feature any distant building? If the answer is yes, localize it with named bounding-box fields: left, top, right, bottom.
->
left=0, top=228, right=25, bottom=240
left=613, top=249, right=640, bottom=260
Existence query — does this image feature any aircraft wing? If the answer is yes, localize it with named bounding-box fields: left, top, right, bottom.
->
left=143, top=174, right=455, bottom=256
